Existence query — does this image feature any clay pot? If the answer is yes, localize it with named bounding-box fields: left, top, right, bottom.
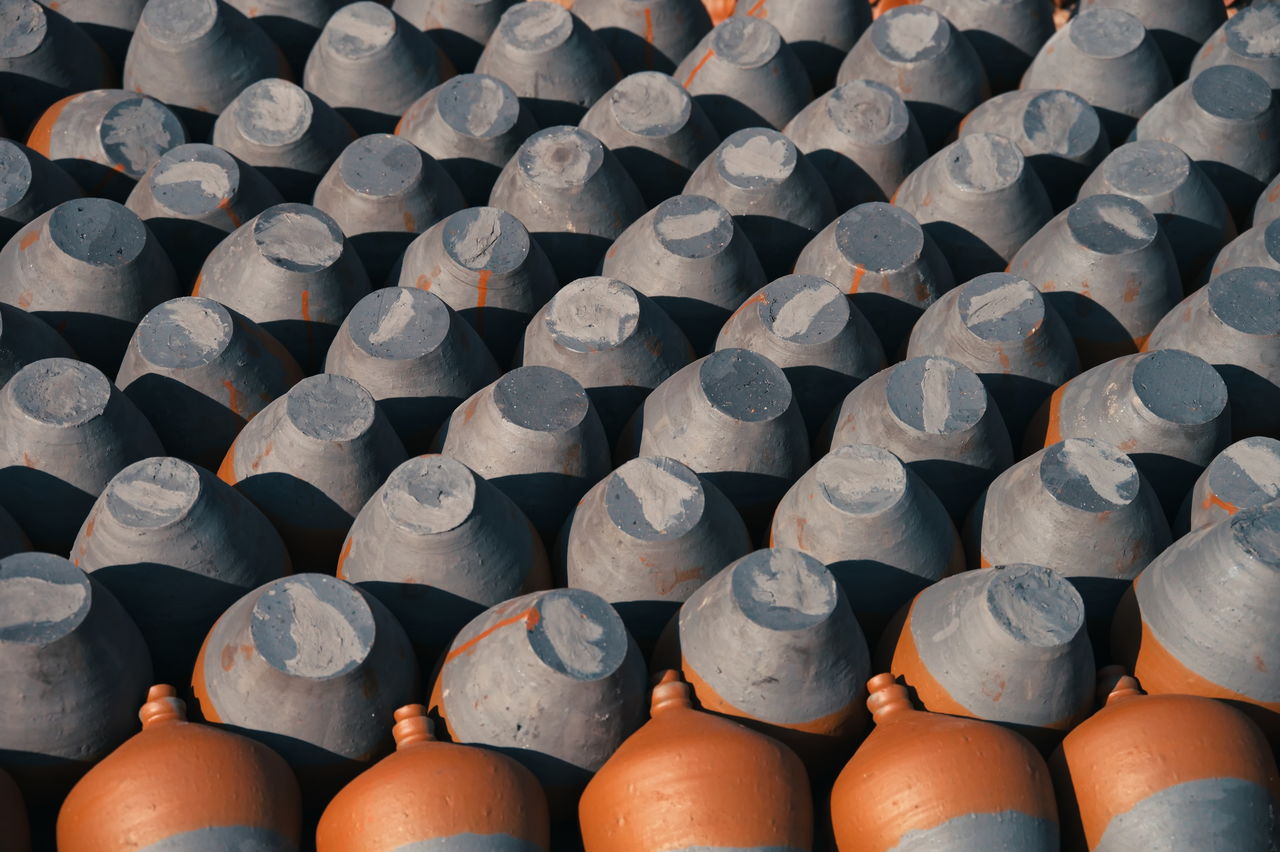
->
left=0, top=767, right=29, bottom=852
left=881, top=563, right=1094, bottom=748
left=316, top=705, right=550, bottom=851
left=659, top=548, right=871, bottom=774
left=1051, top=671, right=1280, bottom=850
left=830, top=673, right=1059, bottom=851
left=0, top=553, right=152, bottom=804
left=1112, top=500, right=1280, bottom=741
left=190, top=574, right=420, bottom=805
left=580, top=671, right=813, bottom=851
left=57, top=685, right=301, bottom=852
left=428, top=588, right=648, bottom=819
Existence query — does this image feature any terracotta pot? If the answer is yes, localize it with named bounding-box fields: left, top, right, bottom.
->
left=1112, top=500, right=1280, bottom=741
left=0, top=767, right=29, bottom=852
left=57, top=685, right=301, bottom=851
left=1051, top=670, right=1280, bottom=850
left=580, top=671, right=812, bottom=851
left=830, top=673, right=1059, bottom=851
left=316, top=705, right=549, bottom=851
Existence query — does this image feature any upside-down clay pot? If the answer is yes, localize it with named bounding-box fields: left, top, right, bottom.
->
left=830, top=673, right=1059, bottom=851
left=660, top=548, right=871, bottom=774
left=579, top=671, right=813, bottom=852
left=1182, top=437, right=1280, bottom=533
left=316, top=705, right=550, bottom=852
left=0, top=766, right=29, bottom=852
left=428, top=588, right=648, bottom=819
left=0, top=553, right=153, bottom=803
left=190, top=573, right=420, bottom=805
left=1051, top=671, right=1280, bottom=851
left=56, top=685, right=302, bottom=852
left=881, top=563, right=1095, bottom=748
left=1112, top=500, right=1280, bottom=742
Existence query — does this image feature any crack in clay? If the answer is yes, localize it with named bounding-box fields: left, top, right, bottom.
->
left=1232, top=5, right=1280, bottom=56
left=0, top=576, right=86, bottom=630
left=153, top=160, right=232, bottom=200
left=271, top=582, right=363, bottom=677
left=884, top=9, right=942, bottom=60
left=721, top=134, right=790, bottom=180
left=656, top=207, right=723, bottom=242
left=367, top=289, right=418, bottom=346
left=748, top=550, right=835, bottom=616
left=452, top=208, right=504, bottom=267
left=920, top=358, right=958, bottom=434
left=1059, top=439, right=1134, bottom=506
left=964, top=280, right=1036, bottom=328
left=538, top=594, right=607, bottom=675
left=616, top=460, right=699, bottom=533
left=102, top=99, right=178, bottom=176
left=769, top=285, right=838, bottom=339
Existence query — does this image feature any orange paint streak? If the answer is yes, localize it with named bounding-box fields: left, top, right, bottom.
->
left=475, top=269, right=490, bottom=337
left=642, top=7, right=655, bottom=68
left=336, top=537, right=354, bottom=578
left=16, top=291, right=32, bottom=309
left=300, top=290, right=311, bottom=322
left=217, top=197, right=241, bottom=229
left=445, top=607, right=542, bottom=662
left=848, top=264, right=866, bottom=294
left=403, top=211, right=416, bottom=232
left=223, top=380, right=243, bottom=417
left=744, top=0, right=767, bottom=14
left=683, top=49, right=716, bottom=88
left=21, top=452, right=35, bottom=468
left=415, top=274, right=432, bottom=291
left=1201, top=491, right=1237, bottom=517
left=25, top=92, right=78, bottom=155
left=979, top=553, right=992, bottom=569
left=189, top=632, right=224, bottom=723
left=729, top=291, right=768, bottom=320
left=1041, top=383, right=1067, bottom=448
left=216, top=442, right=238, bottom=485
left=18, top=231, right=39, bottom=250
left=191, top=274, right=202, bottom=297
left=462, top=398, right=479, bottom=424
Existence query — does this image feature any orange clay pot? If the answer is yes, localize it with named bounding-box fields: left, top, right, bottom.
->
left=830, top=674, right=1059, bottom=851
left=1051, top=669, right=1280, bottom=851
left=0, top=767, right=29, bottom=852
left=316, top=705, right=550, bottom=851
left=57, top=685, right=301, bottom=852
left=579, top=671, right=813, bottom=851
left=703, top=0, right=737, bottom=24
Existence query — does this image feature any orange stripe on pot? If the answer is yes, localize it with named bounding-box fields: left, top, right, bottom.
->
left=26, top=93, right=80, bottom=156
left=188, top=633, right=225, bottom=724
left=887, top=604, right=973, bottom=717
